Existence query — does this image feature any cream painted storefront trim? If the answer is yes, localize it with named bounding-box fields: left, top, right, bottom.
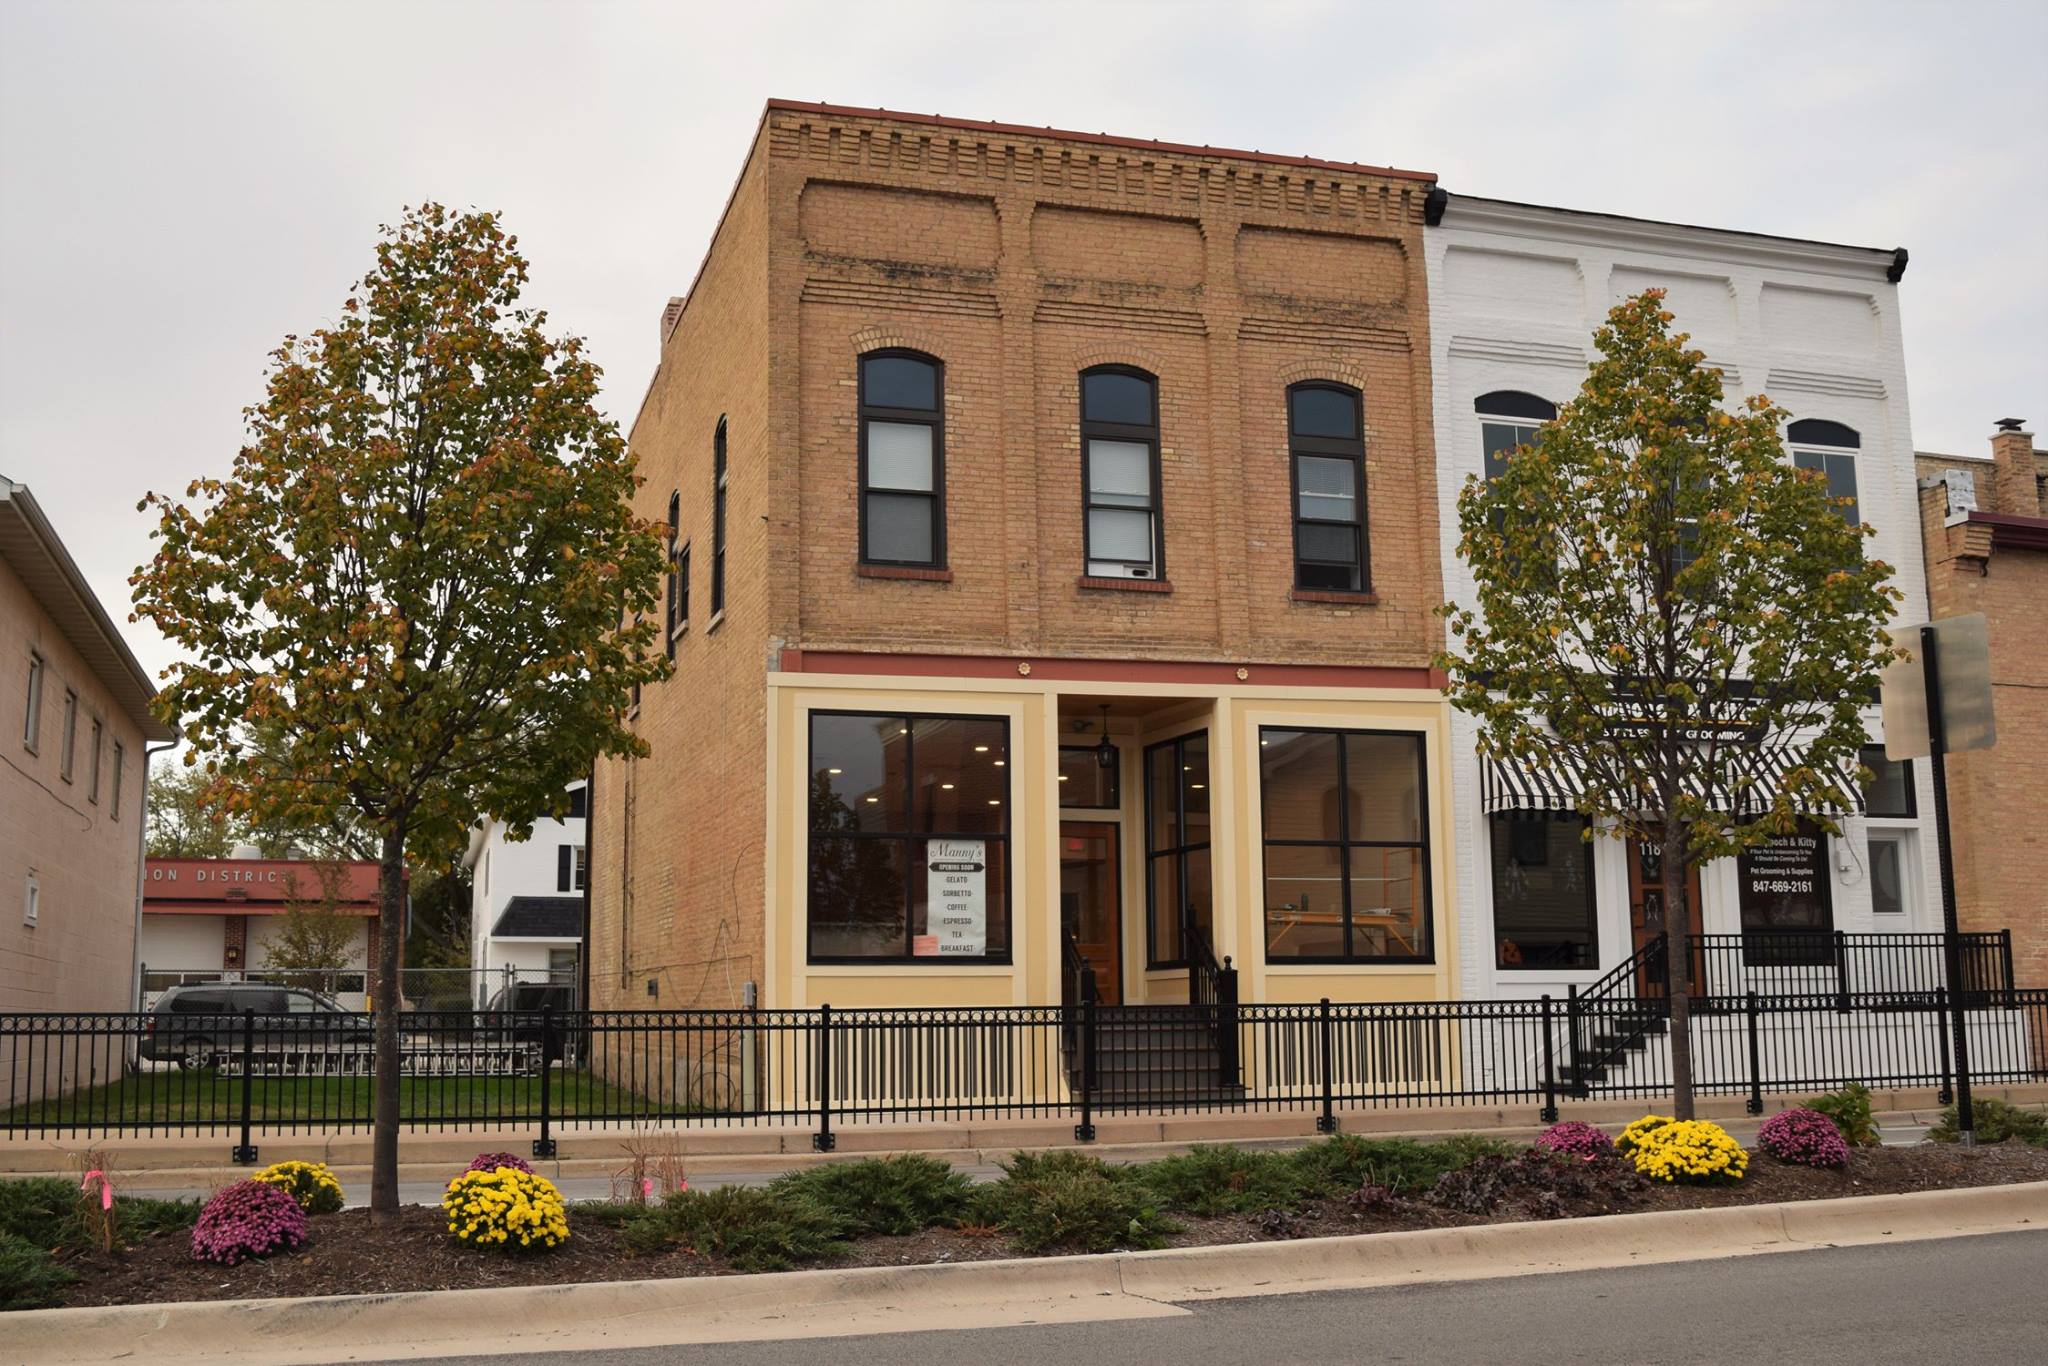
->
left=764, top=671, right=1458, bottom=1012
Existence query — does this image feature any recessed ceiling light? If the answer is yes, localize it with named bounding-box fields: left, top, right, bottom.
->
left=941, top=783, right=955, bottom=790
left=1057, top=775, right=1069, bottom=782
left=1191, top=783, right=1206, bottom=790
left=827, top=768, right=843, bottom=775
left=864, top=796, right=878, bottom=804
left=988, top=799, right=1001, bottom=806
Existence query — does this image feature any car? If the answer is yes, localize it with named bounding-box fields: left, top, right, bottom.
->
left=141, top=983, right=370, bottom=1068
left=478, top=982, right=580, bottom=1062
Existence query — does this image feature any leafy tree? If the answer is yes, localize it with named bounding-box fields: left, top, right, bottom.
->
left=262, top=864, right=363, bottom=994
left=1437, top=291, right=1900, bottom=1117
left=145, top=763, right=241, bottom=859
left=405, top=862, right=473, bottom=971
left=132, top=204, right=670, bottom=1215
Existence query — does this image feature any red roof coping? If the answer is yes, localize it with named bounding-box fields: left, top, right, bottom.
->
left=764, top=99, right=1437, bottom=184
left=143, top=857, right=390, bottom=908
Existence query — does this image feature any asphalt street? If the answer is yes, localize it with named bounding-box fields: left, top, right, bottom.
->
left=364, top=1229, right=2048, bottom=1366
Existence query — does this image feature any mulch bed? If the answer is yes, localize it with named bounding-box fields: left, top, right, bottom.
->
left=50, top=1142, right=2048, bottom=1309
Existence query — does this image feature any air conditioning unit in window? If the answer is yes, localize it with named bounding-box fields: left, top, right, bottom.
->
left=1089, top=562, right=1153, bottom=580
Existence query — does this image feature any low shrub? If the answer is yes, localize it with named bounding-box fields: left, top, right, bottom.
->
left=0, top=1232, right=76, bottom=1312
left=0, top=1178, right=78, bottom=1249
left=1533, top=1121, right=1613, bottom=1162
left=1614, top=1116, right=1748, bottom=1185
left=443, top=1168, right=570, bottom=1251
left=1806, top=1083, right=1880, bottom=1147
left=117, top=1197, right=201, bottom=1242
left=190, top=1180, right=308, bottom=1265
left=982, top=1151, right=1173, bottom=1255
left=1286, top=1134, right=1510, bottom=1198
left=624, top=1186, right=847, bottom=1272
left=1252, top=1207, right=1307, bottom=1240
left=768, top=1155, right=974, bottom=1236
left=253, top=1161, right=345, bottom=1215
left=1131, top=1145, right=1309, bottom=1215
left=1757, top=1108, right=1850, bottom=1169
left=465, top=1151, right=535, bottom=1176
left=1429, top=1148, right=1645, bottom=1218
left=1928, top=1098, right=2048, bottom=1147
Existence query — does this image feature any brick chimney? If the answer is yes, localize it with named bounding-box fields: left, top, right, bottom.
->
left=1989, top=417, right=2041, bottom=516
left=660, top=296, right=686, bottom=346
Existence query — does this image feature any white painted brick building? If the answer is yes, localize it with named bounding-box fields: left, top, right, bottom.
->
left=1424, top=197, right=1941, bottom=1004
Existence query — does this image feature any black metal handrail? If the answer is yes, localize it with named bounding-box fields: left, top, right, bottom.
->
left=1183, top=923, right=1241, bottom=1087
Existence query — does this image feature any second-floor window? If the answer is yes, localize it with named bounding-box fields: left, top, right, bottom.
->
left=710, top=418, right=728, bottom=617
left=21, top=650, right=42, bottom=753
left=60, top=688, right=78, bottom=782
left=859, top=351, right=945, bottom=567
left=1290, top=383, right=1368, bottom=592
left=557, top=843, right=588, bottom=892
left=1081, top=367, right=1162, bottom=580
left=1788, top=419, right=1860, bottom=528
left=87, top=717, right=102, bottom=803
left=1476, top=390, right=1558, bottom=483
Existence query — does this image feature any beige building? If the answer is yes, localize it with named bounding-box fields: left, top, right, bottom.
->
left=2, top=476, right=175, bottom=1019
left=592, top=102, right=1451, bottom=1017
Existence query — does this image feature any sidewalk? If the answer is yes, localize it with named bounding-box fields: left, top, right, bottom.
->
left=7, top=1081, right=2037, bottom=1190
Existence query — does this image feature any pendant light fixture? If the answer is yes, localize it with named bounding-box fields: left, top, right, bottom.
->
left=1095, top=704, right=1116, bottom=770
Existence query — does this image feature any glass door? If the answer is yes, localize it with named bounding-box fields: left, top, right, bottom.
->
left=1060, top=821, right=1122, bottom=1005
left=1629, top=841, right=1702, bottom=995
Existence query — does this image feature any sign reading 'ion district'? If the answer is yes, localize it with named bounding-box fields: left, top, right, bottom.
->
left=921, top=838, right=987, bottom=957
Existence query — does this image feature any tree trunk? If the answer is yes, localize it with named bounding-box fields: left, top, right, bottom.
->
left=370, top=823, right=407, bottom=1218
left=1663, top=819, right=1696, bottom=1120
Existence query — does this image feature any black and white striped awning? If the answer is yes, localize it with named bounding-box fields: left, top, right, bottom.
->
left=1479, top=748, right=1864, bottom=819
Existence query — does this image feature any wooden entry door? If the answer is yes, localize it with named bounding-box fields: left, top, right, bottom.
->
left=1629, top=841, right=1703, bottom=996
left=1060, top=822, right=1122, bottom=1006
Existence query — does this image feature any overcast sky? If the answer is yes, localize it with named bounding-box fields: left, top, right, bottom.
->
left=3, top=0, right=2043, bottom=684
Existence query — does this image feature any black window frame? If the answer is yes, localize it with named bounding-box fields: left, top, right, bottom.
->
left=110, top=739, right=124, bottom=818
left=1080, top=365, right=1164, bottom=581
left=1144, top=730, right=1211, bottom=969
left=858, top=350, right=947, bottom=569
left=1258, top=726, right=1433, bottom=965
left=1488, top=809, right=1598, bottom=971
left=1788, top=419, right=1861, bottom=530
left=87, top=716, right=102, bottom=804
left=1289, top=381, right=1370, bottom=593
left=710, top=418, right=727, bottom=618
left=806, top=709, right=1013, bottom=965
left=1859, top=744, right=1916, bottom=819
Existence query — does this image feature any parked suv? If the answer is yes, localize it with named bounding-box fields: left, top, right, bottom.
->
left=142, top=983, right=369, bottom=1068
left=478, top=982, right=580, bottom=1063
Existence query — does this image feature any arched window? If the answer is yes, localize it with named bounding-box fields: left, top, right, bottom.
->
left=1788, top=419, right=1860, bottom=527
left=1475, top=391, right=1556, bottom=481
left=1081, top=367, right=1162, bottom=579
left=858, top=351, right=945, bottom=566
left=710, top=418, right=727, bottom=617
left=1289, top=383, right=1368, bottom=592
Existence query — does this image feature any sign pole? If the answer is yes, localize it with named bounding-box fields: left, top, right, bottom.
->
left=1922, top=623, right=1975, bottom=1144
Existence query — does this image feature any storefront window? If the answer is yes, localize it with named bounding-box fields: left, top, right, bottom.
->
left=1144, top=732, right=1211, bottom=966
left=1490, top=812, right=1597, bottom=969
left=807, top=712, right=1009, bottom=962
left=1261, top=728, right=1431, bottom=963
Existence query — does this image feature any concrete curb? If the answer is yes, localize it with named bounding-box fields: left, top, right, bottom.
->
left=8, top=1180, right=2044, bottom=1365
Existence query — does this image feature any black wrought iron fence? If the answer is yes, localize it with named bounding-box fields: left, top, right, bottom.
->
left=5, top=989, right=2043, bottom=1163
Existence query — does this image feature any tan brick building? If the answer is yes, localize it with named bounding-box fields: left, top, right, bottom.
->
left=591, top=102, right=1453, bottom=1013
left=2, top=477, right=176, bottom=1029
left=1915, top=421, right=2048, bottom=985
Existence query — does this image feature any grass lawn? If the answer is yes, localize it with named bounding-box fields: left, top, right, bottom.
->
left=0, top=1066, right=661, bottom=1130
